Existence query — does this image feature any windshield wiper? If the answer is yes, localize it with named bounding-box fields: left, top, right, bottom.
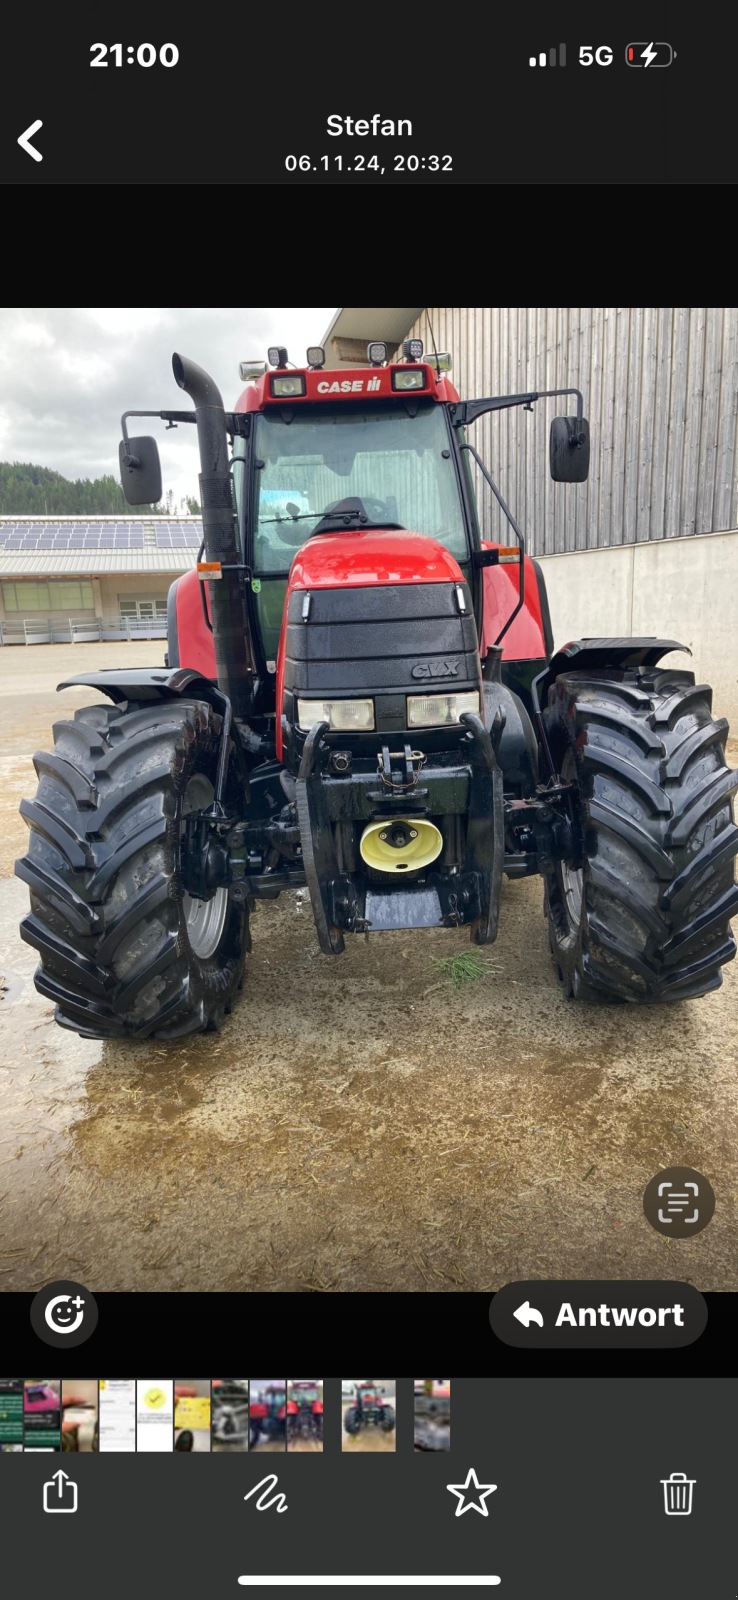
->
left=259, top=514, right=320, bottom=524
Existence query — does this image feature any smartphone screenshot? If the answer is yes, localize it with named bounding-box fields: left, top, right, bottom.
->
left=0, top=1380, right=24, bottom=1453
left=135, top=1382, right=174, bottom=1452
left=23, top=1381, right=60, bottom=1452
left=98, top=1381, right=136, bottom=1453
left=0, top=303, right=736, bottom=1593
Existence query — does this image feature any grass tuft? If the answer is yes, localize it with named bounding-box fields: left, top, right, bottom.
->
left=430, top=951, right=500, bottom=991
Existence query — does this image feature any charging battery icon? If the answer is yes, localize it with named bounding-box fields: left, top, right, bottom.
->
left=626, top=42, right=676, bottom=66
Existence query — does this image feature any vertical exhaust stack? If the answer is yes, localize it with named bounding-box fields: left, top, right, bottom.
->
left=172, top=352, right=253, bottom=716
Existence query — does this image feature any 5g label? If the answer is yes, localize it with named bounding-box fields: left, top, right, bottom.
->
left=579, top=45, right=613, bottom=65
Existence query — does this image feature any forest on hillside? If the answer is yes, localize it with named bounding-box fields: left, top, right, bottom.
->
left=0, top=462, right=200, bottom=517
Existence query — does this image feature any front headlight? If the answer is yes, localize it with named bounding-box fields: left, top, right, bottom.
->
left=296, top=697, right=375, bottom=732
left=392, top=368, right=425, bottom=390
left=406, top=691, right=480, bottom=728
left=270, top=374, right=307, bottom=397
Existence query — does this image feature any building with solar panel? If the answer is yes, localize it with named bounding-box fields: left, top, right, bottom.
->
left=0, top=516, right=202, bottom=644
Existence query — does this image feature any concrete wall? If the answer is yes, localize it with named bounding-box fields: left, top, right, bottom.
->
left=537, top=527, right=738, bottom=726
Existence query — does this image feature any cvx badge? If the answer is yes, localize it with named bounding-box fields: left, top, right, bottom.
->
left=411, top=660, right=460, bottom=680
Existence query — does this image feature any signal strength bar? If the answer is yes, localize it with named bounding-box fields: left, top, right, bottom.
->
left=529, top=45, right=566, bottom=66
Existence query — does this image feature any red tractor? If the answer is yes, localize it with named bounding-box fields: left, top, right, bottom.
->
left=287, top=1382, right=323, bottom=1443
left=344, top=1382, right=395, bottom=1434
left=18, top=339, right=738, bottom=1037
left=249, top=1384, right=287, bottom=1449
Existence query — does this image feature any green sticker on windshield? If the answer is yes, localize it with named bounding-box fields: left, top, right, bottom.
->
left=251, top=577, right=262, bottom=593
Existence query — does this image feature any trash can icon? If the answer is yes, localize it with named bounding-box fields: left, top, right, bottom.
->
left=661, top=1472, right=696, bottom=1515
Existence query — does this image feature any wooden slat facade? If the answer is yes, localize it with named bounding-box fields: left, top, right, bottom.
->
left=402, top=308, right=738, bottom=555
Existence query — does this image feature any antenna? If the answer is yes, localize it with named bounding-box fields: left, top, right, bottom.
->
left=426, top=310, right=441, bottom=377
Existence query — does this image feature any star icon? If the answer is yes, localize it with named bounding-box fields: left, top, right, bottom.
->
left=446, top=1467, right=497, bottom=1517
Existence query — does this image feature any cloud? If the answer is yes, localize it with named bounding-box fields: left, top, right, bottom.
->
left=0, top=308, right=336, bottom=506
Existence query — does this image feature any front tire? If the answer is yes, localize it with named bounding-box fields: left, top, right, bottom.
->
left=543, top=667, right=738, bottom=1003
left=17, top=697, right=248, bottom=1039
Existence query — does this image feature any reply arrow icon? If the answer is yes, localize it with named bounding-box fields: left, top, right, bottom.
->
left=18, top=120, right=43, bottom=161
left=513, top=1300, right=544, bottom=1328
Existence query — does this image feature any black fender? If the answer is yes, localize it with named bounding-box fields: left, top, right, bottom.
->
left=57, top=667, right=219, bottom=704
left=532, top=637, right=689, bottom=719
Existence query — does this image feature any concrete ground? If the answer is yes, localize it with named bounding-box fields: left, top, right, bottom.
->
left=1, top=644, right=738, bottom=1294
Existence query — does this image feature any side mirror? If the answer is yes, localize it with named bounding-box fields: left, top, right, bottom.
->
left=118, top=436, right=162, bottom=505
left=549, top=416, right=590, bottom=482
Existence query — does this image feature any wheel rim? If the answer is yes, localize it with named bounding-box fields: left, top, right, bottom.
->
left=558, top=748, right=584, bottom=934
left=183, top=887, right=229, bottom=959
left=560, top=862, right=584, bottom=930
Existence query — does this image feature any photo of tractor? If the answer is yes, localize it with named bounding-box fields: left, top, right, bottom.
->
left=249, top=1380, right=287, bottom=1451
left=342, top=1380, right=396, bottom=1451
left=287, top=1379, right=323, bottom=1451
left=18, top=337, right=737, bottom=1042
left=414, top=1379, right=450, bottom=1451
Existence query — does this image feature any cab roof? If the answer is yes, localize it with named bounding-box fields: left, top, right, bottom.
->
left=235, top=361, right=460, bottom=413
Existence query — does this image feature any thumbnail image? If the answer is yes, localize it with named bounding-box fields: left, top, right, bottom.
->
left=414, top=1379, right=450, bottom=1451
left=175, top=1380, right=211, bottom=1452
left=99, top=1380, right=135, bottom=1452
left=342, top=1380, right=396, bottom=1452
left=136, top=1380, right=174, bottom=1452
left=24, top=1379, right=61, bottom=1451
left=0, top=1379, right=24, bottom=1450
left=287, top=1380, right=323, bottom=1452
left=61, top=1380, right=99, bottom=1451
left=250, top=1380, right=287, bottom=1451
left=212, top=1379, right=250, bottom=1451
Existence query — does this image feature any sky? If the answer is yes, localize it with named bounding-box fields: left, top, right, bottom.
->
left=0, top=308, right=337, bottom=508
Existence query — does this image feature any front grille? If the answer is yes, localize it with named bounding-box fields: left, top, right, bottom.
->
left=283, top=581, right=480, bottom=735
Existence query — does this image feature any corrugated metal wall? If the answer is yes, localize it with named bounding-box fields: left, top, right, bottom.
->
left=401, top=309, right=738, bottom=556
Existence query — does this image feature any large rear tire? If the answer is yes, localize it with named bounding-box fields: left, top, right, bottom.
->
left=16, top=697, right=248, bottom=1039
left=542, top=666, right=738, bottom=1003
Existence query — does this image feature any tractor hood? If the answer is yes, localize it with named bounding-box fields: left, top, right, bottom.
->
left=287, top=528, right=467, bottom=591
left=275, top=529, right=480, bottom=762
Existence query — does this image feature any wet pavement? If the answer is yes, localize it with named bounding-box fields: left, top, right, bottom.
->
left=2, top=645, right=738, bottom=1293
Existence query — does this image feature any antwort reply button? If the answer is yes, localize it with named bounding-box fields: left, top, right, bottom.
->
left=489, top=1281, right=707, bottom=1348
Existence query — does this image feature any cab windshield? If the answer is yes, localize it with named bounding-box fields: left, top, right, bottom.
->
left=250, top=402, right=468, bottom=572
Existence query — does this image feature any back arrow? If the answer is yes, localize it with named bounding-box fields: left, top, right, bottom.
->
left=513, top=1299, right=544, bottom=1328
left=18, top=120, right=43, bottom=161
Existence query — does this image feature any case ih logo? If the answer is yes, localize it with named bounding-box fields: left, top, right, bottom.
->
left=411, top=661, right=460, bottom=680
left=316, top=378, right=382, bottom=393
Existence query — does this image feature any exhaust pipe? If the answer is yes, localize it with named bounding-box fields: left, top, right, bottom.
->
left=172, top=352, right=253, bottom=717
